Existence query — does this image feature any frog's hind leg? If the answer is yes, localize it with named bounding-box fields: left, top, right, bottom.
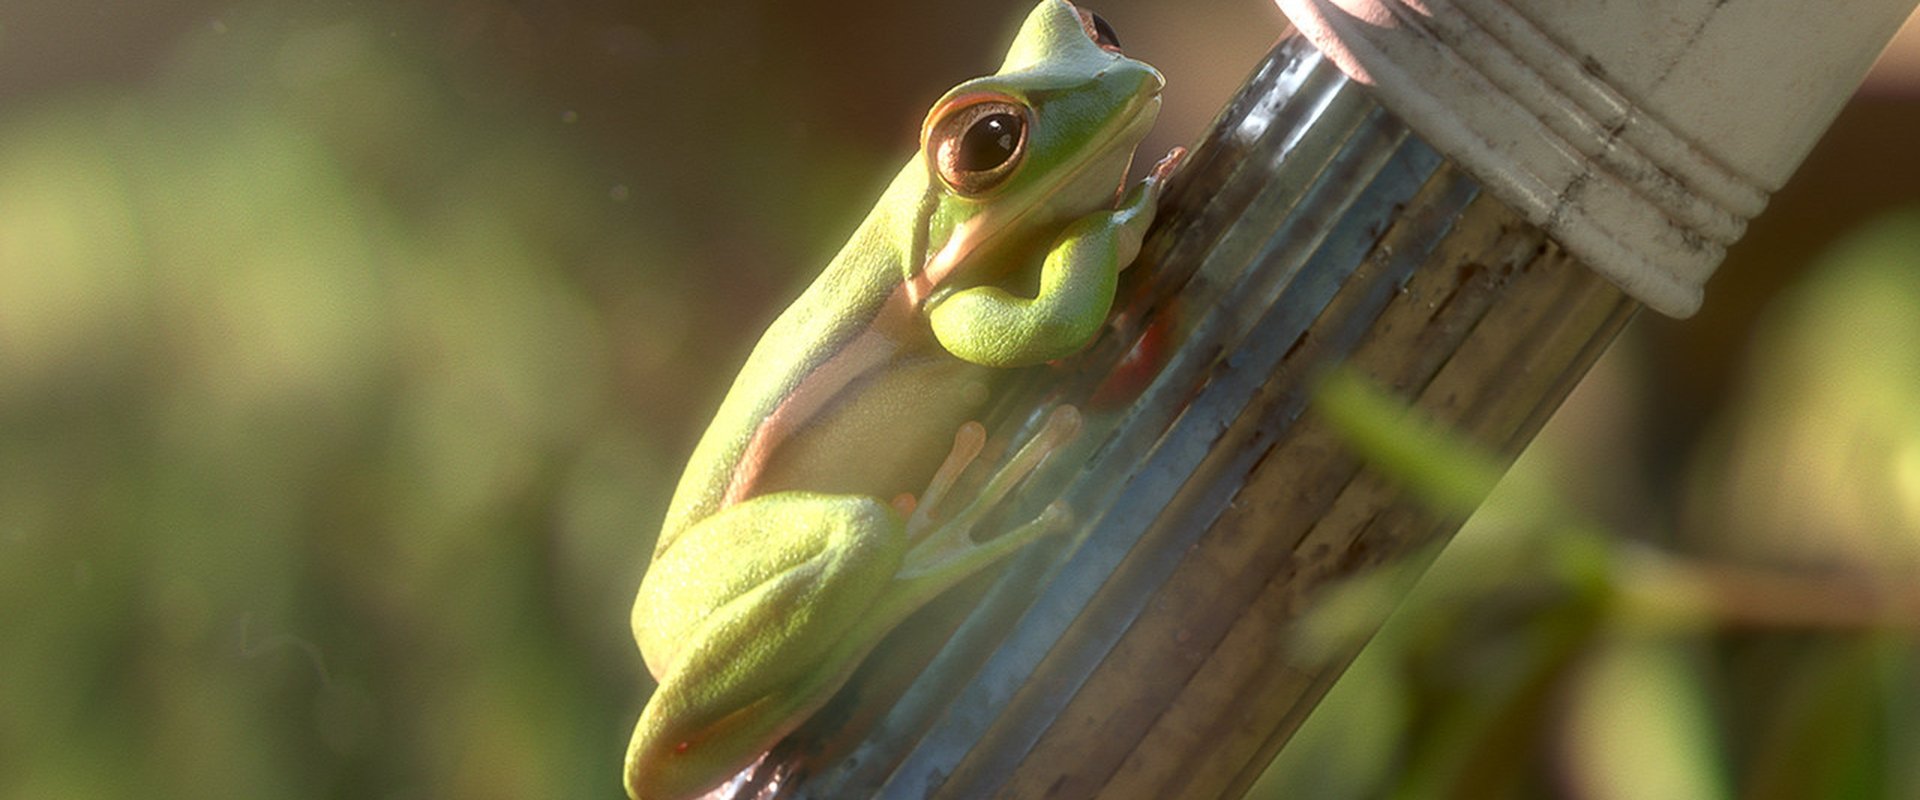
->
left=626, top=492, right=908, bottom=800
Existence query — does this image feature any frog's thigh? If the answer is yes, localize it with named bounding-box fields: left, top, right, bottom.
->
left=629, top=493, right=907, bottom=796
left=633, top=491, right=907, bottom=677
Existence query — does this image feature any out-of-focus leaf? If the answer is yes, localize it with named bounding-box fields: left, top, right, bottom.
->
left=1268, top=405, right=1620, bottom=800
left=1312, top=369, right=1505, bottom=516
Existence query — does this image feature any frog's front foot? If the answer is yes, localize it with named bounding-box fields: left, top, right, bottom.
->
left=1149, top=145, right=1187, bottom=184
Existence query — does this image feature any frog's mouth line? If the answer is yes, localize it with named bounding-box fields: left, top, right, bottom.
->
left=907, top=86, right=1162, bottom=309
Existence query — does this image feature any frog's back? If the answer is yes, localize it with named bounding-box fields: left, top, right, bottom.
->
left=657, top=164, right=935, bottom=549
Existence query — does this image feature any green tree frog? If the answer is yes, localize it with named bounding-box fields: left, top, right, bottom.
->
left=624, top=2, right=1182, bottom=797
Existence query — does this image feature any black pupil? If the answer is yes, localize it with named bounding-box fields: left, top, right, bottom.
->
left=956, top=113, right=1020, bottom=172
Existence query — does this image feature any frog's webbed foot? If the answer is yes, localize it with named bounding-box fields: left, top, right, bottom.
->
left=900, top=405, right=1082, bottom=578
left=1108, top=145, right=1187, bottom=269
left=1150, top=145, right=1187, bottom=182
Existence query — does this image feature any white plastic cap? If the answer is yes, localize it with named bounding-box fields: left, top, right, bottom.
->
left=1275, top=0, right=1918, bottom=317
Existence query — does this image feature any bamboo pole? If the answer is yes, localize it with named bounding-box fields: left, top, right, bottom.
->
left=733, top=2, right=1916, bottom=795
left=743, top=36, right=1630, bottom=799
left=919, top=42, right=1633, bottom=800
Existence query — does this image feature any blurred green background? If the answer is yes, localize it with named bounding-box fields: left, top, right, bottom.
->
left=0, top=1, right=1914, bottom=798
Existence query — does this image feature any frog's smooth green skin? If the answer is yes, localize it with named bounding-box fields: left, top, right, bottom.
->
left=624, top=2, right=1182, bottom=797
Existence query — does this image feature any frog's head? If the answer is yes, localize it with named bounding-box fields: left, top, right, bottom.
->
left=913, top=0, right=1164, bottom=288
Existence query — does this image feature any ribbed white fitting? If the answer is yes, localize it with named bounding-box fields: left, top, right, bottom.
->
left=1275, top=0, right=1918, bottom=317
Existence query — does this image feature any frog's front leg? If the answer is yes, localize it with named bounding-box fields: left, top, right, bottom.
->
left=928, top=147, right=1185, bottom=367
left=624, top=408, right=1081, bottom=800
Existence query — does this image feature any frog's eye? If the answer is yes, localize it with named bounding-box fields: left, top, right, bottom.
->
left=1076, top=8, right=1123, bottom=52
left=928, top=98, right=1029, bottom=196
